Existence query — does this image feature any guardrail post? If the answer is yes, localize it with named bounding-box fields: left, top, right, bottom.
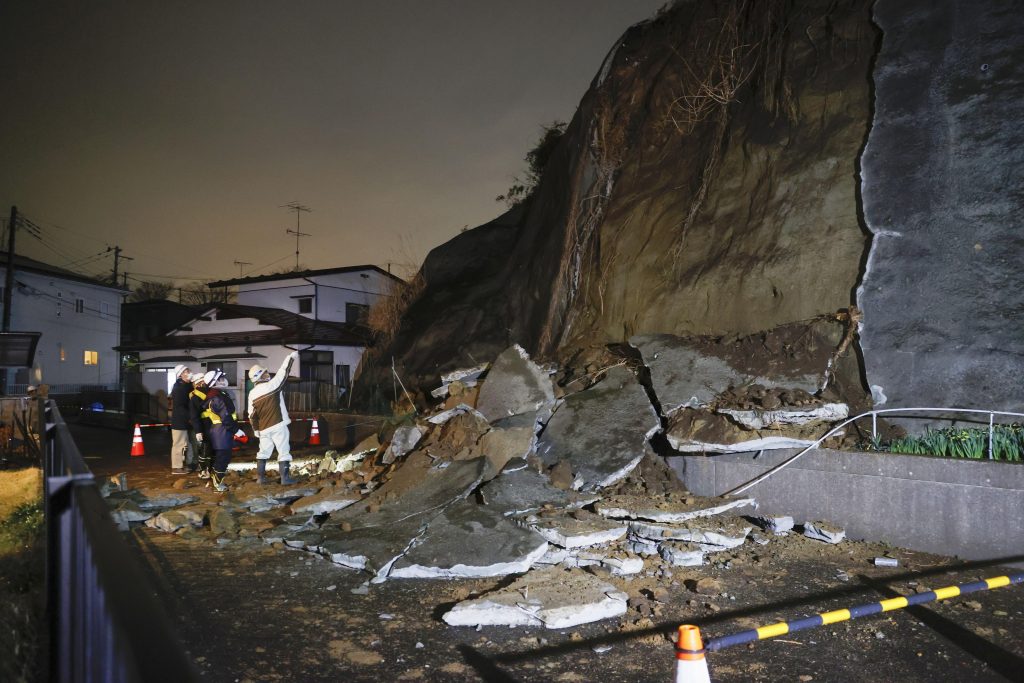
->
left=871, top=411, right=877, bottom=441
left=988, top=413, right=994, bottom=460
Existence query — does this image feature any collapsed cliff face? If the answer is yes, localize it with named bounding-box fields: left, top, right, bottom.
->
left=379, top=0, right=876, bottom=393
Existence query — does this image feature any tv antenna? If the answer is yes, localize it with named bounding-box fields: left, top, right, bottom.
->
left=281, top=202, right=312, bottom=269
left=233, top=260, right=252, bottom=277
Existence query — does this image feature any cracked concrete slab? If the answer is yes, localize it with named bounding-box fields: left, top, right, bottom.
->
left=536, top=366, right=660, bottom=491
left=754, top=515, right=795, bottom=534
left=442, top=567, right=629, bottom=629
left=426, top=404, right=487, bottom=425
left=108, top=499, right=154, bottom=528
left=320, top=457, right=487, bottom=579
left=536, top=546, right=644, bottom=575
left=387, top=500, right=549, bottom=579
left=521, top=510, right=628, bottom=549
left=594, top=494, right=755, bottom=523
left=479, top=462, right=599, bottom=516
left=475, top=345, right=555, bottom=422
left=629, top=334, right=823, bottom=414
left=290, top=486, right=362, bottom=515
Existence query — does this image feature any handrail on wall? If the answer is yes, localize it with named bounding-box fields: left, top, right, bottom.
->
left=722, top=407, right=1024, bottom=497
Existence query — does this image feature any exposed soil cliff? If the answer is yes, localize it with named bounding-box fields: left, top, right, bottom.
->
left=364, top=0, right=878, bottom=397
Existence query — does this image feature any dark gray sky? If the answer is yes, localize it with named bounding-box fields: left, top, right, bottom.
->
left=0, top=1, right=665, bottom=286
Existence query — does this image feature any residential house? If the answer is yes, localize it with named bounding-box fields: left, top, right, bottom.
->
left=0, top=252, right=126, bottom=391
left=122, top=266, right=401, bottom=417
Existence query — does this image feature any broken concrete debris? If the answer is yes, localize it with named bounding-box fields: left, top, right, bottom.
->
left=803, top=521, right=846, bottom=544
left=594, top=494, right=755, bottom=523
left=388, top=500, right=549, bottom=579
left=536, top=365, right=659, bottom=491
left=659, top=541, right=706, bottom=567
left=521, top=509, right=628, bottom=549
left=442, top=568, right=629, bottom=629
left=718, top=403, right=849, bottom=430
left=478, top=461, right=599, bottom=516
left=431, top=362, right=489, bottom=399
left=755, top=515, right=795, bottom=534
left=381, top=425, right=425, bottom=465
left=475, top=345, right=555, bottom=422
left=628, top=518, right=753, bottom=550
left=121, top=339, right=863, bottom=633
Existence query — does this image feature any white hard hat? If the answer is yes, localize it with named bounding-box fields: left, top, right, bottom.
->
left=173, top=364, right=189, bottom=378
left=248, top=364, right=268, bottom=381
left=202, top=370, right=223, bottom=386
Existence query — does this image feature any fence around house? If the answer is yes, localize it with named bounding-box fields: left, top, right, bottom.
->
left=42, top=399, right=197, bottom=681
left=285, top=380, right=349, bottom=413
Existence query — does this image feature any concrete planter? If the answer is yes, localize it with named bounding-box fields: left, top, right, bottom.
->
left=670, top=448, right=1024, bottom=561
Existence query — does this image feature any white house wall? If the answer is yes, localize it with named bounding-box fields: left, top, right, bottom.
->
left=235, top=271, right=397, bottom=322
left=168, top=314, right=279, bottom=336
left=0, top=267, right=123, bottom=387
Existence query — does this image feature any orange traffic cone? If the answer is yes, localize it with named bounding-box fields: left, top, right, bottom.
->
left=675, top=625, right=711, bottom=683
left=308, top=418, right=321, bottom=446
left=130, top=424, right=145, bottom=457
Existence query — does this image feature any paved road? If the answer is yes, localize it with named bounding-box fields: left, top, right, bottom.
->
left=65, top=421, right=1024, bottom=682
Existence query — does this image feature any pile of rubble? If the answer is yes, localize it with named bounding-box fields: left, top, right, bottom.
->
left=107, top=336, right=857, bottom=629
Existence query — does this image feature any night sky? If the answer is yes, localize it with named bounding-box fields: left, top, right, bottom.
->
left=0, top=1, right=665, bottom=288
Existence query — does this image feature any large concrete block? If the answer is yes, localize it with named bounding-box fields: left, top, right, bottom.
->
left=858, top=0, right=1024, bottom=412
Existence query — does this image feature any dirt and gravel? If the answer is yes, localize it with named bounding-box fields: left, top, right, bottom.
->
left=76, top=423, right=1024, bottom=682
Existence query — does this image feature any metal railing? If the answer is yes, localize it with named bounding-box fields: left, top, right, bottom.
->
left=43, top=399, right=197, bottom=682
left=723, top=407, right=1024, bottom=497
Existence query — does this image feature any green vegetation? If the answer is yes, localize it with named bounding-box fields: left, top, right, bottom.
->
left=496, top=120, right=567, bottom=208
left=0, top=497, right=45, bottom=683
left=864, top=424, right=1024, bottom=462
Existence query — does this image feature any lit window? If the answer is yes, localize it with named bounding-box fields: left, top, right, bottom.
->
left=84, top=350, right=98, bottom=365
left=59, top=344, right=66, bottom=362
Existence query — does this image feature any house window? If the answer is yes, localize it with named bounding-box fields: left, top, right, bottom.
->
left=100, top=301, right=110, bottom=317
left=299, top=350, right=333, bottom=382
left=336, top=364, right=350, bottom=388
left=84, top=350, right=98, bottom=365
left=297, top=297, right=313, bottom=314
left=75, top=298, right=85, bottom=313
left=345, top=303, right=369, bottom=325
left=205, top=361, right=237, bottom=386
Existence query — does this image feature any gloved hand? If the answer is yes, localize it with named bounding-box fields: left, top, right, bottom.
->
left=195, top=432, right=204, bottom=442
left=289, top=350, right=299, bottom=361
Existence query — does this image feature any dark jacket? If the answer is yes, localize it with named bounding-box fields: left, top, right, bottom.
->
left=189, top=387, right=209, bottom=434
left=170, top=379, right=193, bottom=430
left=204, top=389, right=239, bottom=451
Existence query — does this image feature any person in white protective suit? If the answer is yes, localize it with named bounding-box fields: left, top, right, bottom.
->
left=247, top=350, right=299, bottom=485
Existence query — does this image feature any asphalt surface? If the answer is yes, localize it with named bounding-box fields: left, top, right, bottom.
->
left=69, top=421, right=1024, bottom=682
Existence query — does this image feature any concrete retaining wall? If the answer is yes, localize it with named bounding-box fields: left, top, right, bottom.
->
left=670, top=448, right=1024, bottom=561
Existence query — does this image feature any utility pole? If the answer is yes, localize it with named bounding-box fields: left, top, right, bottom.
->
left=281, top=202, right=312, bottom=270
left=233, top=260, right=252, bottom=277
left=109, top=246, right=132, bottom=286
left=1, top=206, right=17, bottom=394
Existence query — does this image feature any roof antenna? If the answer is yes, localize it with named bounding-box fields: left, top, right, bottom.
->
left=233, top=260, right=251, bottom=277
left=281, top=202, right=312, bottom=270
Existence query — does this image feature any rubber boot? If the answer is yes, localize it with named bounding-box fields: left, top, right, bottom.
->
left=256, top=458, right=267, bottom=485
left=210, top=470, right=228, bottom=493
left=279, top=461, right=297, bottom=485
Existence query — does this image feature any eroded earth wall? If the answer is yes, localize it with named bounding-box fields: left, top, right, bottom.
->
left=377, top=0, right=877, bottom=392
left=858, top=0, right=1024, bottom=411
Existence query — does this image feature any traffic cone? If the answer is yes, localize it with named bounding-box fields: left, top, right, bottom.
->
left=130, top=424, right=145, bottom=457
left=308, top=417, right=321, bottom=446
left=675, top=625, right=711, bottom=683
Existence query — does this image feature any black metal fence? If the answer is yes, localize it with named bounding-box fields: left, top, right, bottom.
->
left=284, top=379, right=348, bottom=413
left=42, top=399, right=197, bottom=682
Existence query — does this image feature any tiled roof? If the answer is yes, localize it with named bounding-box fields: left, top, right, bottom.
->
left=207, top=264, right=404, bottom=288
left=117, top=303, right=373, bottom=352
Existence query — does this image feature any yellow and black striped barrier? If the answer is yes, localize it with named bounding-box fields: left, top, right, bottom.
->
left=698, top=571, right=1023, bottom=652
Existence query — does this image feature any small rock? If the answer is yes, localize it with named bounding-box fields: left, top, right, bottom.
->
left=798, top=676, right=813, bottom=682
left=963, top=600, right=983, bottom=611
left=326, top=585, right=337, bottom=591
left=803, top=521, right=846, bottom=544
left=351, top=583, right=370, bottom=595
left=592, top=644, right=612, bottom=654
